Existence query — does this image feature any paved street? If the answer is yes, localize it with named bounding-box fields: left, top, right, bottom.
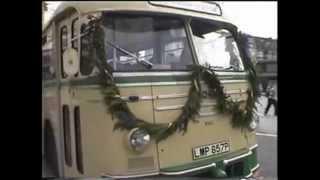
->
left=256, top=135, right=277, bottom=180
left=255, top=96, right=278, bottom=180
left=255, top=96, right=277, bottom=134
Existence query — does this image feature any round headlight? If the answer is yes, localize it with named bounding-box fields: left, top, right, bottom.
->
left=128, top=128, right=151, bottom=152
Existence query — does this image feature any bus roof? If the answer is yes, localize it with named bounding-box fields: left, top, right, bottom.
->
left=43, top=1, right=235, bottom=32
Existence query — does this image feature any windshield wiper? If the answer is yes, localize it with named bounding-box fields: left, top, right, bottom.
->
left=80, top=22, right=152, bottom=69
left=105, top=41, right=153, bottom=69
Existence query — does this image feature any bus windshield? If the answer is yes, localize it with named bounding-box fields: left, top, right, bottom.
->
left=92, top=13, right=194, bottom=72
left=190, top=20, right=244, bottom=72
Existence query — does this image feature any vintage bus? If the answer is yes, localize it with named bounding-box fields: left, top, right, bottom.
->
left=42, top=1, right=260, bottom=179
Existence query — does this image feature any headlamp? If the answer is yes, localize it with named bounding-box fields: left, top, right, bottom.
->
left=128, top=128, right=151, bottom=152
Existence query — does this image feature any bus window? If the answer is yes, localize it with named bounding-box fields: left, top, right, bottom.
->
left=191, top=20, right=244, bottom=72
left=61, top=26, right=68, bottom=52
left=102, top=14, right=194, bottom=71
left=60, top=26, right=68, bottom=78
left=42, top=29, right=56, bottom=81
left=72, top=18, right=79, bottom=50
left=80, top=24, right=95, bottom=76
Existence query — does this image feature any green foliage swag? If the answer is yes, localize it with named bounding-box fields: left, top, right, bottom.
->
left=86, top=16, right=258, bottom=142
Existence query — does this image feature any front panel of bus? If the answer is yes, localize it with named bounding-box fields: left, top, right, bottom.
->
left=48, top=10, right=258, bottom=178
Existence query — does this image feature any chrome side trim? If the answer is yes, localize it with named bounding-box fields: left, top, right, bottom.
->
left=223, top=151, right=253, bottom=165
left=121, top=93, right=189, bottom=102
left=156, top=93, right=188, bottom=99
left=119, top=92, right=246, bottom=102
left=216, top=71, right=247, bottom=76
left=102, top=172, right=159, bottom=179
left=120, top=96, right=154, bottom=101
left=121, top=89, right=247, bottom=102
left=220, top=79, right=247, bottom=84
left=112, top=71, right=247, bottom=77
left=106, top=80, right=246, bottom=87
left=155, top=105, right=184, bottom=111
left=116, top=81, right=191, bottom=87
left=249, top=144, right=258, bottom=151
left=117, top=82, right=153, bottom=87
left=160, top=162, right=216, bottom=175
left=155, top=102, right=217, bottom=111
left=113, top=71, right=191, bottom=77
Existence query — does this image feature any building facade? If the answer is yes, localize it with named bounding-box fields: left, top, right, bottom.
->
left=245, top=34, right=277, bottom=92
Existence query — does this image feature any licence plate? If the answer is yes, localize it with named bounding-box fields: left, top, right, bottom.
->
left=192, top=141, right=230, bottom=160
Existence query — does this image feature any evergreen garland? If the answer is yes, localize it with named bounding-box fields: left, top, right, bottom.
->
left=85, top=16, right=257, bottom=142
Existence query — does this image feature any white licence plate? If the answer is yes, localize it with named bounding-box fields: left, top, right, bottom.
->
left=192, top=141, right=230, bottom=160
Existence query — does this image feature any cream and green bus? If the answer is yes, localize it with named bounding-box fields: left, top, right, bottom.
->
left=42, top=1, right=260, bottom=179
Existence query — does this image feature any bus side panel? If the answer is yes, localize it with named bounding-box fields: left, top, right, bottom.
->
left=43, top=85, right=64, bottom=177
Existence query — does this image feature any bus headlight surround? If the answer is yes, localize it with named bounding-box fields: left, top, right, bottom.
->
left=128, top=128, right=151, bottom=152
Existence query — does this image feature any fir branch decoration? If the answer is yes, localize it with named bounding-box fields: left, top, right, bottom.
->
left=85, top=16, right=258, bottom=142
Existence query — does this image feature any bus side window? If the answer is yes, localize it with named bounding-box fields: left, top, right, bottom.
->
left=71, top=18, right=79, bottom=50
left=80, top=24, right=95, bottom=76
left=60, top=26, right=68, bottom=78
left=42, top=29, right=56, bottom=81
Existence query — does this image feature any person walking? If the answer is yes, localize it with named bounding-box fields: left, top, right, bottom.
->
left=264, top=84, right=277, bottom=116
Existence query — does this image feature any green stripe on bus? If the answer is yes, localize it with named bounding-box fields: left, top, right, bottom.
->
left=44, top=75, right=247, bottom=88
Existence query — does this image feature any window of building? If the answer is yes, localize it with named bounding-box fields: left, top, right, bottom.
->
left=266, top=63, right=277, bottom=73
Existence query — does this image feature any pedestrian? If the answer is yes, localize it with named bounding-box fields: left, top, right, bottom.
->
left=264, top=84, right=277, bottom=116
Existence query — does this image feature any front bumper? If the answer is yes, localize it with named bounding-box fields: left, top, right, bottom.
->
left=102, top=144, right=259, bottom=179
left=161, top=144, right=259, bottom=178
